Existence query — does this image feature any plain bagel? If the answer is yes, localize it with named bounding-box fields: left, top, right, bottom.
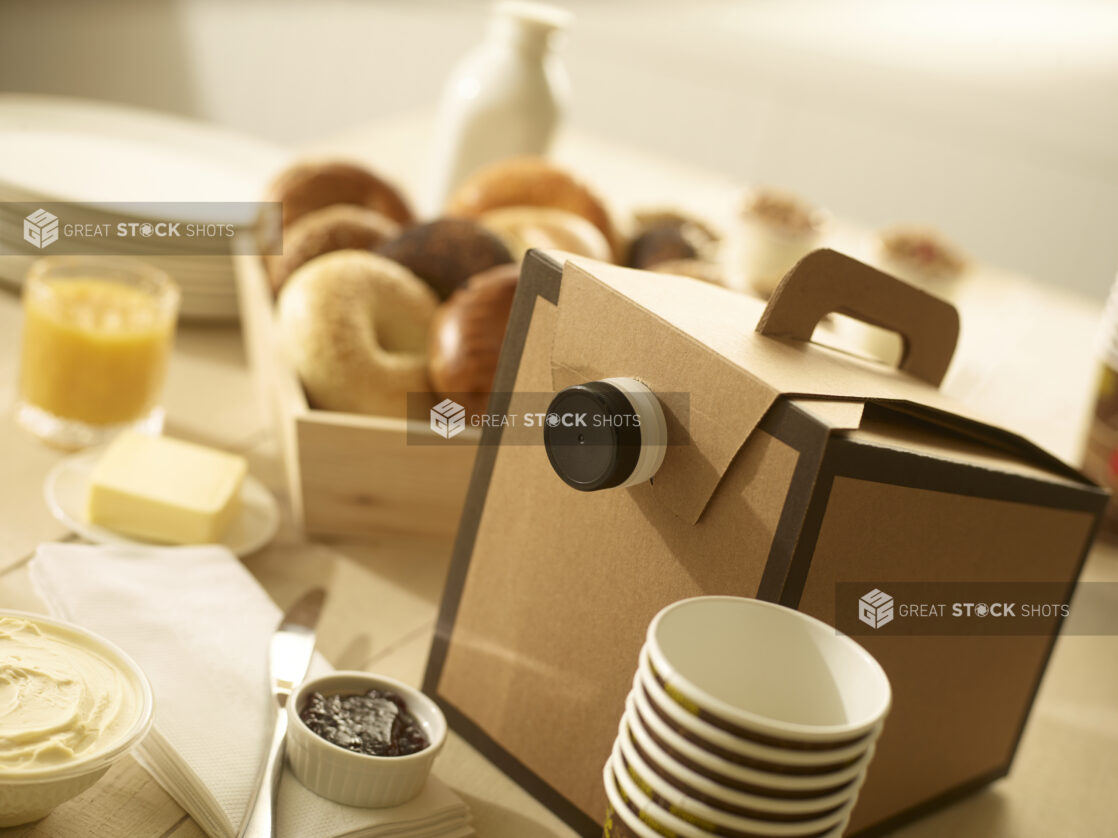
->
left=277, top=250, right=437, bottom=417
left=477, top=206, right=613, bottom=263
left=445, top=156, right=621, bottom=260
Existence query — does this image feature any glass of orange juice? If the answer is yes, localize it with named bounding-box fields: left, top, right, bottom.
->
left=17, top=257, right=180, bottom=449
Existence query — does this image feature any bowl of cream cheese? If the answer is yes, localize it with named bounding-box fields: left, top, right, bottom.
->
left=0, top=611, right=154, bottom=826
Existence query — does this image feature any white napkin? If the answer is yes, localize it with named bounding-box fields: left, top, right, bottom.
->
left=29, top=543, right=472, bottom=838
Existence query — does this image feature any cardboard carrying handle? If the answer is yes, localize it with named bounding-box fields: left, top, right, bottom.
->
left=755, top=249, right=960, bottom=387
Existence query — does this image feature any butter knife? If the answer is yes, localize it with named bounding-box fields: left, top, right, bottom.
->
left=237, top=587, right=326, bottom=838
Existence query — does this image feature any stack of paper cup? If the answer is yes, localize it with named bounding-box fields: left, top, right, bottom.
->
left=603, top=596, right=891, bottom=838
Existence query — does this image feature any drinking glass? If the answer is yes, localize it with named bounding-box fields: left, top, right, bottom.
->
left=17, top=256, right=180, bottom=449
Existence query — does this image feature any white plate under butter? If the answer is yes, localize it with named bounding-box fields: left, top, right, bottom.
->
left=45, top=449, right=280, bottom=557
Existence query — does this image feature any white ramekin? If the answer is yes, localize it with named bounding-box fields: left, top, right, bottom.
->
left=286, top=671, right=447, bottom=808
left=0, top=610, right=155, bottom=827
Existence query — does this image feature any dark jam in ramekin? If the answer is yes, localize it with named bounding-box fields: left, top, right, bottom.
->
left=299, top=688, right=429, bottom=757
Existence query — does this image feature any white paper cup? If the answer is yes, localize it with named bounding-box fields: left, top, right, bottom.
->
left=613, top=734, right=856, bottom=836
left=647, top=597, right=890, bottom=746
left=727, top=218, right=825, bottom=299
left=638, top=645, right=878, bottom=771
left=629, top=689, right=873, bottom=796
left=603, top=760, right=665, bottom=838
left=610, top=740, right=850, bottom=838
left=621, top=710, right=864, bottom=819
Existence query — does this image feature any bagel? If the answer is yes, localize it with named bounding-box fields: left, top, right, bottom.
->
left=428, top=262, right=520, bottom=417
left=627, top=227, right=698, bottom=270
left=628, top=208, right=720, bottom=270
left=477, top=206, right=612, bottom=263
left=267, top=205, right=401, bottom=295
left=377, top=218, right=513, bottom=301
left=266, top=159, right=415, bottom=229
left=277, top=251, right=437, bottom=417
left=445, top=156, right=620, bottom=260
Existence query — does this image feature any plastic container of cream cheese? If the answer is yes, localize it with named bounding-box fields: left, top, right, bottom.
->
left=0, top=611, right=154, bottom=826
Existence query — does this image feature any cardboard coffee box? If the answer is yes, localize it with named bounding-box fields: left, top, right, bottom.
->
left=425, top=249, right=1106, bottom=836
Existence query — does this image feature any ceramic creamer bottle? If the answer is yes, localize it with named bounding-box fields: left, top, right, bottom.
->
left=425, top=1, right=571, bottom=214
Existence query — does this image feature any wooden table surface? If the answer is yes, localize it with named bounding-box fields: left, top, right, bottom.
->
left=1, top=114, right=1116, bottom=837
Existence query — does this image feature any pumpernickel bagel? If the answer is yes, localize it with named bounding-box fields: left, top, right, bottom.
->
left=377, top=218, right=513, bottom=301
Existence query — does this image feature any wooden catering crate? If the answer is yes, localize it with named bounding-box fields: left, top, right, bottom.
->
left=234, top=254, right=477, bottom=539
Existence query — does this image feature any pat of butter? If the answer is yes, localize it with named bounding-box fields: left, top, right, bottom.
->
left=87, top=432, right=247, bottom=545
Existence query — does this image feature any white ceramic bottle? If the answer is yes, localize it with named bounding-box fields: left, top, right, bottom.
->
left=425, top=1, right=571, bottom=214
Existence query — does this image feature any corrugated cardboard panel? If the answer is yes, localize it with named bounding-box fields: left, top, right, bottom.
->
left=794, top=475, right=1098, bottom=834
left=793, top=398, right=866, bottom=431
left=551, top=258, right=773, bottom=526
left=847, top=406, right=1089, bottom=487
left=436, top=292, right=800, bottom=825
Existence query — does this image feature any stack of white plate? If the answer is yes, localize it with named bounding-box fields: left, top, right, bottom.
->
left=0, top=95, right=287, bottom=321
left=603, top=597, right=891, bottom=838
